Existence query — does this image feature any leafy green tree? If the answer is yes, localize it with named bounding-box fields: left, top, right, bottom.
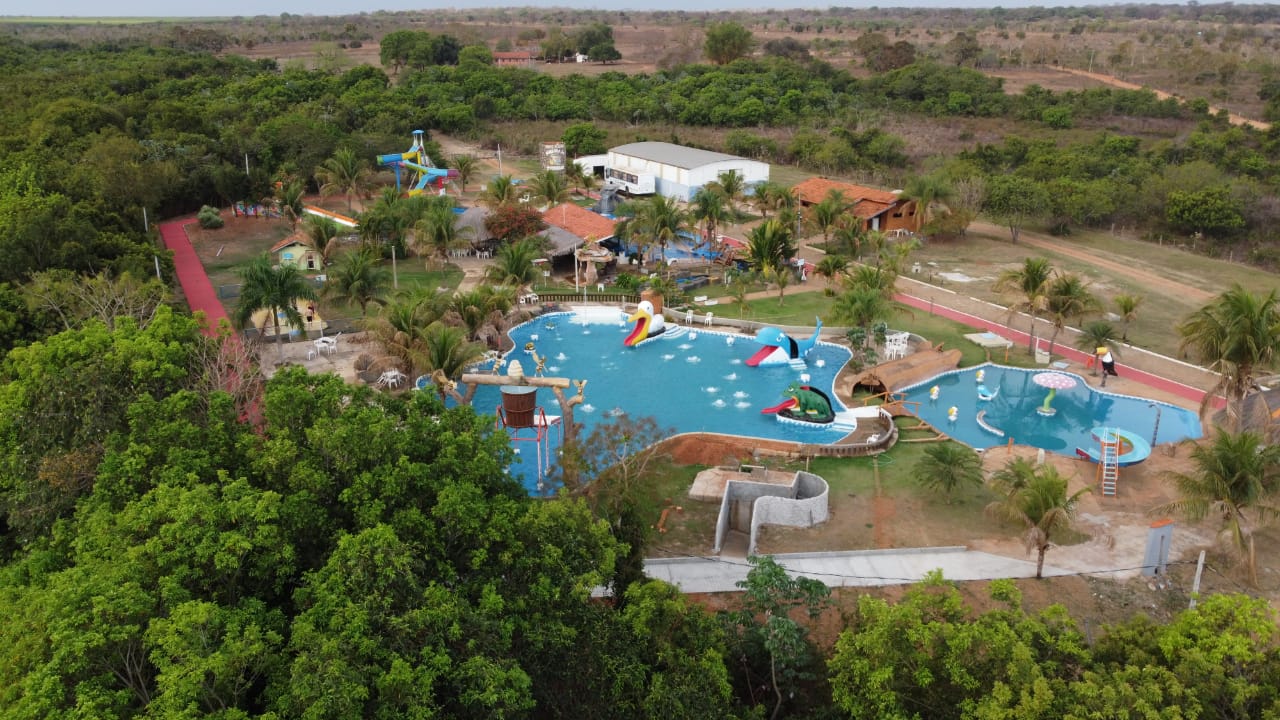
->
left=912, top=442, right=984, bottom=502
left=1177, top=284, right=1280, bottom=424
left=233, top=255, right=318, bottom=361
left=315, top=147, right=374, bottom=213
left=1153, top=430, right=1280, bottom=586
left=984, top=175, right=1050, bottom=244
left=994, top=257, right=1053, bottom=355
left=324, top=247, right=391, bottom=318
left=729, top=555, right=830, bottom=720
left=704, top=22, right=756, bottom=65
left=590, top=41, right=622, bottom=64
left=986, top=460, right=1087, bottom=578
left=562, top=122, right=608, bottom=157
left=1166, top=187, right=1246, bottom=239
left=483, top=203, right=547, bottom=242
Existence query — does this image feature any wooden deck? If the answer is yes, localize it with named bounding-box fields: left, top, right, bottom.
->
left=835, top=347, right=964, bottom=399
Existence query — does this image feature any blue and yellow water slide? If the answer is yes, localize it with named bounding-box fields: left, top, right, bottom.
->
left=377, top=130, right=457, bottom=195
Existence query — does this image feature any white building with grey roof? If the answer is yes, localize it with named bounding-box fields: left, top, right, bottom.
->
left=604, top=141, right=769, bottom=201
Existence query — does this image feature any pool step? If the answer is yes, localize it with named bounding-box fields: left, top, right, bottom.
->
left=661, top=326, right=688, bottom=339
left=829, top=411, right=860, bottom=431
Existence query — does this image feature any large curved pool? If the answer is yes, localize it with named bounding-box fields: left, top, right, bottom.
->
left=898, top=363, right=1203, bottom=454
left=465, top=310, right=851, bottom=493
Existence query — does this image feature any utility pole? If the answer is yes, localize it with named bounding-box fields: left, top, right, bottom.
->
left=245, top=153, right=250, bottom=176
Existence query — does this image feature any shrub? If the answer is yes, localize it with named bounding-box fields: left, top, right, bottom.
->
left=197, top=205, right=224, bottom=229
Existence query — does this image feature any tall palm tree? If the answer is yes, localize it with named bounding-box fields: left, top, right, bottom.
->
left=364, top=288, right=449, bottom=371
left=994, top=257, right=1053, bottom=355
left=451, top=154, right=478, bottom=194
left=234, top=255, right=318, bottom=361
left=710, top=169, right=747, bottom=220
left=814, top=256, right=849, bottom=289
left=480, top=174, right=521, bottom=209
left=314, top=147, right=374, bottom=213
left=744, top=218, right=797, bottom=303
left=1114, top=293, right=1143, bottom=344
left=630, top=195, right=691, bottom=267
left=324, top=247, right=391, bottom=318
left=690, top=186, right=730, bottom=246
left=1152, top=430, right=1280, bottom=586
left=528, top=169, right=571, bottom=208
left=485, top=238, right=542, bottom=287
left=846, top=263, right=896, bottom=299
left=901, top=173, right=954, bottom=232
left=302, top=215, right=343, bottom=267
left=832, top=224, right=863, bottom=259
left=1075, top=321, right=1122, bottom=376
left=749, top=180, right=789, bottom=220
left=412, top=203, right=473, bottom=268
left=986, top=461, right=1087, bottom=579
left=1178, top=285, right=1280, bottom=425
left=806, top=190, right=852, bottom=246
left=1043, top=272, right=1099, bottom=357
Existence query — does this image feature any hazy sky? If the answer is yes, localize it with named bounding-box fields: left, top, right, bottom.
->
left=11, top=0, right=1177, bottom=19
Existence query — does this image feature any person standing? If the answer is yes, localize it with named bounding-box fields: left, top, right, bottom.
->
left=1097, top=346, right=1118, bottom=386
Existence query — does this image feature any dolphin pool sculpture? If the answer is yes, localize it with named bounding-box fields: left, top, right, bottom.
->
left=623, top=300, right=666, bottom=347
left=746, top=319, right=822, bottom=367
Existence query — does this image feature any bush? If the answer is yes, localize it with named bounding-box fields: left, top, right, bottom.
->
left=197, top=205, right=224, bottom=229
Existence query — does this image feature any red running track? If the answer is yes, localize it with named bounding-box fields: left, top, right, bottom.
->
left=895, top=293, right=1212, bottom=407
left=160, top=218, right=229, bottom=336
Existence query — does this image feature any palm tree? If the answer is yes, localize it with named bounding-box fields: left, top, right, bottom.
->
left=234, top=255, right=319, bottom=361
left=846, top=264, right=896, bottom=299
left=452, top=154, right=478, bottom=194
left=832, top=224, right=863, bottom=259
left=986, top=461, right=1087, bottom=579
left=302, top=215, right=343, bottom=267
left=364, top=288, right=448, bottom=371
left=1178, top=285, right=1280, bottom=425
left=749, top=180, right=789, bottom=220
left=806, top=190, right=851, bottom=246
left=315, top=147, right=374, bottom=213
left=1152, top=430, right=1280, bottom=586
left=710, top=169, right=746, bottom=220
left=1043, top=272, right=1099, bottom=357
left=528, top=169, right=571, bottom=208
left=419, top=321, right=487, bottom=396
left=447, top=287, right=515, bottom=342
left=901, top=173, right=954, bottom=233
left=690, top=186, right=730, bottom=246
left=412, top=203, right=473, bottom=268
left=324, top=247, right=391, bottom=318
left=480, top=174, right=521, bottom=209
left=485, top=238, right=542, bottom=287
left=994, top=257, right=1053, bottom=355
left=833, top=284, right=895, bottom=361
left=744, top=218, right=797, bottom=303
left=814, top=256, right=849, bottom=289
left=630, top=195, right=690, bottom=267
left=274, top=180, right=306, bottom=230
left=912, top=442, right=983, bottom=503
left=1076, top=321, right=1122, bottom=376
left=1114, top=293, right=1143, bottom=344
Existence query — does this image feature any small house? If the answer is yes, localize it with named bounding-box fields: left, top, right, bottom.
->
left=271, top=233, right=321, bottom=271
left=792, top=178, right=919, bottom=234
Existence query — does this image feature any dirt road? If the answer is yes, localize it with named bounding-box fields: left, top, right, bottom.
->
left=967, top=220, right=1214, bottom=304
left=1055, top=66, right=1271, bottom=131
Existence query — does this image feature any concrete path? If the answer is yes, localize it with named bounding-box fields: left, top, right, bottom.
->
left=644, top=547, right=1069, bottom=593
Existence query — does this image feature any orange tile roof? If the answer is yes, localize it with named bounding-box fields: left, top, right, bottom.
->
left=270, top=231, right=312, bottom=253
left=542, top=203, right=617, bottom=241
left=792, top=177, right=902, bottom=207
left=493, top=51, right=534, bottom=61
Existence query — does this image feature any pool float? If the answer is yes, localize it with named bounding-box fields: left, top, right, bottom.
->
left=1075, top=427, right=1152, bottom=467
left=746, top=319, right=822, bottom=367
left=760, top=382, right=835, bottom=424
left=977, top=384, right=998, bottom=401
left=623, top=300, right=666, bottom=347
left=976, top=369, right=985, bottom=384
left=947, top=406, right=958, bottom=423
left=929, top=386, right=940, bottom=401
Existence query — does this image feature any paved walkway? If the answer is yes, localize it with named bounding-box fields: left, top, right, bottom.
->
left=644, top=547, right=1069, bottom=593
left=160, top=217, right=228, bottom=335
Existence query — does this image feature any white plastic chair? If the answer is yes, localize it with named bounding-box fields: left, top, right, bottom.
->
left=704, top=312, right=713, bottom=327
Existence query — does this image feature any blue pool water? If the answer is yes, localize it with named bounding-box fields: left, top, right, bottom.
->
left=607, top=231, right=722, bottom=265
left=899, top=364, right=1203, bottom=454
left=464, top=310, right=851, bottom=494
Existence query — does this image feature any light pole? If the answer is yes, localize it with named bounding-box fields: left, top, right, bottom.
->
left=1148, top=402, right=1162, bottom=448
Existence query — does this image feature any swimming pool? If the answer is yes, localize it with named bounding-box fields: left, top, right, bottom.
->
left=464, top=310, right=852, bottom=494
left=898, top=364, right=1203, bottom=455
left=606, top=231, right=722, bottom=265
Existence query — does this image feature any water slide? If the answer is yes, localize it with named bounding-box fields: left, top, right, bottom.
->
left=624, top=300, right=665, bottom=347
left=401, top=160, right=458, bottom=193
left=1075, top=427, right=1152, bottom=467
left=746, top=320, right=822, bottom=367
